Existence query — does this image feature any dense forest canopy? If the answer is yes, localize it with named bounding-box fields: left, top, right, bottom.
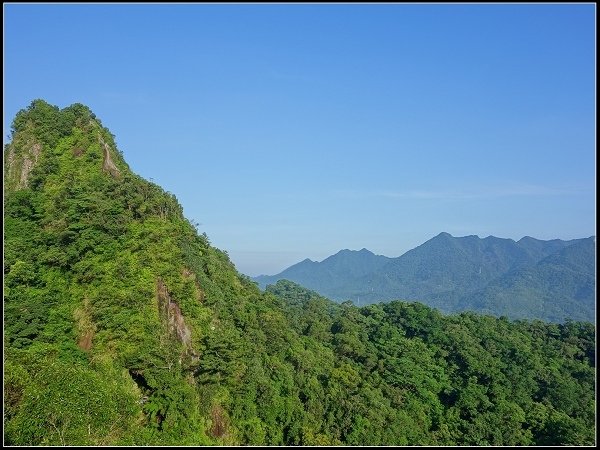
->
left=3, top=100, right=596, bottom=445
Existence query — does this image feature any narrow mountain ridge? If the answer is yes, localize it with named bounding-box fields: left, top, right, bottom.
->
left=253, top=233, right=595, bottom=322
left=254, top=248, right=392, bottom=298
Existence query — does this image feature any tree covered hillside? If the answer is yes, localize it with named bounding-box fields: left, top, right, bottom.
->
left=254, top=233, right=595, bottom=323
left=3, top=100, right=596, bottom=446
left=254, top=248, right=392, bottom=299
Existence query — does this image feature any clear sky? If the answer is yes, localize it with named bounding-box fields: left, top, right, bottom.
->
left=4, top=3, right=596, bottom=276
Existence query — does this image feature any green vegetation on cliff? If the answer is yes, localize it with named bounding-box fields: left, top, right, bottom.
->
left=3, top=100, right=596, bottom=445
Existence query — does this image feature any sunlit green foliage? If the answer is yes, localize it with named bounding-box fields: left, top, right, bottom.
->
left=3, top=101, right=595, bottom=446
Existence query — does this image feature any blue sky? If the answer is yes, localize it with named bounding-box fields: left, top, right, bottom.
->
left=4, top=4, right=596, bottom=276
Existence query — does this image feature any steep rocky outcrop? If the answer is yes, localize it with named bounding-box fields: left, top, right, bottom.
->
left=156, top=278, right=198, bottom=363
left=99, top=134, right=121, bottom=179
left=4, top=136, right=42, bottom=192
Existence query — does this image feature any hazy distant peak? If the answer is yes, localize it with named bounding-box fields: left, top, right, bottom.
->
left=518, top=236, right=541, bottom=243
left=335, top=248, right=374, bottom=255
left=253, top=232, right=595, bottom=323
left=254, top=246, right=391, bottom=290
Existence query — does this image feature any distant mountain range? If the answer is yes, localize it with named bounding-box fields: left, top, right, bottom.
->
left=254, top=233, right=596, bottom=323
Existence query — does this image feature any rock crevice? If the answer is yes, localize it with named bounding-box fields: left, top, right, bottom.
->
left=99, top=135, right=121, bottom=179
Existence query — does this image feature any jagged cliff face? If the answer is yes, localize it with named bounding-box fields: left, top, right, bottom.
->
left=4, top=133, right=42, bottom=192
left=99, top=132, right=121, bottom=179
left=156, top=277, right=199, bottom=364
